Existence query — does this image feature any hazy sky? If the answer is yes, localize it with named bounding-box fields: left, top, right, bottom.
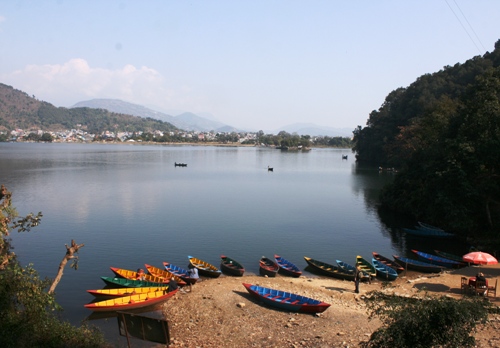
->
left=0, top=1, right=498, bottom=132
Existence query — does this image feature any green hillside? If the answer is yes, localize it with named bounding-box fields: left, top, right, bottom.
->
left=0, top=83, right=177, bottom=134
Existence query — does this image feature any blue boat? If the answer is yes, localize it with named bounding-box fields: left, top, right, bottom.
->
left=274, top=254, right=302, bottom=277
left=242, top=283, right=330, bottom=313
left=403, top=227, right=455, bottom=238
left=393, top=255, right=444, bottom=273
left=372, top=258, right=398, bottom=280
left=336, top=259, right=370, bottom=281
left=411, top=250, right=464, bottom=268
left=163, top=262, right=197, bottom=285
left=418, top=221, right=444, bottom=231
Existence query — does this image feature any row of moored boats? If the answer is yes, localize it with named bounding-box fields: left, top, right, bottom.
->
left=85, top=244, right=468, bottom=314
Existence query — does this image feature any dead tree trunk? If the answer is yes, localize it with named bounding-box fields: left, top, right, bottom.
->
left=48, top=239, right=84, bottom=294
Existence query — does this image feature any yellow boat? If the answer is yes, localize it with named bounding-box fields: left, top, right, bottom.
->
left=110, top=267, right=169, bottom=284
left=87, top=286, right=169, bottom=298
left=188, top=255, right=221, bottom=278
left=84, top=289, right=178, bottom=312
left=144, top=264, right=187, bottom=286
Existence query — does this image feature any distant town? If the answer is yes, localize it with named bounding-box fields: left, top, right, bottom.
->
left=1, top=126, right=352, bottom=148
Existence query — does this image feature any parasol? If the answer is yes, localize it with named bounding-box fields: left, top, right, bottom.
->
left=462, top=251, right=498, bottom=271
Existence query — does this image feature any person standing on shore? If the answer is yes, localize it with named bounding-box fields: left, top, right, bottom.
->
left=187, top=263, right=199, bottom=292
left=354, top=265, right=361, bottom=294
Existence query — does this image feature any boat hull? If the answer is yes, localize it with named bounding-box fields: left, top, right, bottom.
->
left=87, top=286, right=170, bottom=298
left=84, top=289, right=178, bottom=312
left=274, top=254, right=302, bottom=278
left=188, top=255, right=222, bottom=278
left=304, top=256, right=355, bottom=281
left=163, top=262, right=197, bottom=285
left=101, top=276, right=165, bottom=288
left=220, top=255, right=245, bottom=276
left=242, top=283, right=330, bottom=313
left=372, top=252, right=405, bottom=273
left=411, top=250, right=464, bottom=268
left=372, top=258, right=398, bottom=281
left=259, top=257, right=279, bottom=277
left=393, top=255, right=443, bottom=273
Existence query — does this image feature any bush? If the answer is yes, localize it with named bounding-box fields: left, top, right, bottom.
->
left=360, top=291, right=490, bottom=348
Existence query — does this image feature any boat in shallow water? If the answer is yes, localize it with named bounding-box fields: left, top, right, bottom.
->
left=304, top=256, right=355, bottom=281
left=84, top=289, right=178, bottom=312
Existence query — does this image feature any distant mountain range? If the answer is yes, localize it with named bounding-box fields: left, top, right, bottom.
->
left=72, top=99, right=353, bottom=136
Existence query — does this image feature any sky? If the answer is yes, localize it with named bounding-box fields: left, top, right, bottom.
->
left=0, top=1, right=499, bottom=132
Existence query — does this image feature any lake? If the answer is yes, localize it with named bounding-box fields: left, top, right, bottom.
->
left=0, top=142, right=468, bottom=342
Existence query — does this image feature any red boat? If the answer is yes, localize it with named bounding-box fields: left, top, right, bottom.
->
left=84, top=289, right=178, bottom=312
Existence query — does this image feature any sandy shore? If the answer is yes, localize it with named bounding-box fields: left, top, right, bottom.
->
left=161, top=264, right=500, bottom=347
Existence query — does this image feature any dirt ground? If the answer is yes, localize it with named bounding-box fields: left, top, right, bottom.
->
left=161, top=264, right=500, bottom=348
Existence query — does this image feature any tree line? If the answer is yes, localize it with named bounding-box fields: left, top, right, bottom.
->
left=352, top=39, right=500, bottom=237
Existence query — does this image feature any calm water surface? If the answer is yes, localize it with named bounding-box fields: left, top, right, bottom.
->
left=0, top=143, right=467, bottom=343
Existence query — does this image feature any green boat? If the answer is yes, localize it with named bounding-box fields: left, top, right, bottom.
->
left=356, top=255, right=376, bottom=279
left=101, top=276, right=165, bottom=288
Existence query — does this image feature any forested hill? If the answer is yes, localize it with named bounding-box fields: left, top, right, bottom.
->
left=0, top=83, right=177, bottom=134
left=353, top=39, right=500, bottom=236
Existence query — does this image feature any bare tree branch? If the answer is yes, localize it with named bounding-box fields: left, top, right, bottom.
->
left=48, top=240, right=84, bottom=294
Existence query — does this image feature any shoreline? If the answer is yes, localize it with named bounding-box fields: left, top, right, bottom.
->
left=161, top=264, right=500, bottom=347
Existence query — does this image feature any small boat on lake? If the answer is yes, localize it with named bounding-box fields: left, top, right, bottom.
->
left=274, top=254, right=302, bottom=277
left=336, top=259, right=370, bottom=282
left=174, top=162, right=187, bottom=167
left=101, top=276, right=165, bottom=288
left=259, top=256, right=279, bottom=277
left=411, top=250, right=464, bottom=268
left=304, top=256, right=355, bottom=281
left=418, top=221, right=444, bottom=231
left=356, top=255, right=376, bottom=279
left=144, top=264, right=187, bottom=286
left=393, top=255, right=444, bottom=273
left=220, top=255, right=245, bottom=276
left=110, top=267, right=170, bottom=284
left=87, top=285, right=170, bottom=298
left=84, top=289, right=178, bottom=312
left=163, top=262, right=197, bottom=285
left=434, top=250, right=467, bottom=265
left=188, top=255, right=222, bottom=278
left=403, top=227, right=455, bottom=238
left=242, top=283, right=330, bottom=314
left=372, top=258, right=398, bottom=280
left=372, top=252, right=405, bottom=273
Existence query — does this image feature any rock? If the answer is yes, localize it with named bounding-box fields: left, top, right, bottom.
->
left=236, top=302, right=245, bottom=308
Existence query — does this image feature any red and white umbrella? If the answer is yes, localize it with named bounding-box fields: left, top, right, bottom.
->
left=463, top=251, right=498, bottom=265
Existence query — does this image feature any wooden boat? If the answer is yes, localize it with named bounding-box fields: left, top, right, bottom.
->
left=372, top=258, right=398, bottom=281
left=356, top=255, right=376, bottom=279
left=84, top=289, right=178, bottom=312
left=163, top=262, right=197, bottom=285
left=242, top=283, right=330, bottom=313
left=144, top=264, right=187, bottom=286
left=87, top=286, right=170, bottom=298
left=303, top=256, right=355, bottom=281
left=411, top=250, right=464, bottom=268
left=418, top=221, right=444, bottom=231
left=259, top=256, right=279, bottom=277
left=274, top=254, right=302, bottom=277
left=372, top=252, right=405, bottom=273
left=403, top=227, right=455, bottom=238
left=220, top=255, right=245, bottom=276
left=101, top=276, right=165, bottom=288
left=188, top=255, right=222, bottom=278
left=336, top=259, right=370, bottom=282
left=434, top=250, right=467, bottom=265
left=393, top=255, right=443, bottom=273
left=110, top=267, right=170, bottom=284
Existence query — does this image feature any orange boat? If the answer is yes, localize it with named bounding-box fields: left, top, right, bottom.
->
left=84, top=289, right=178, bottom=312
left=110, top=267, right=180, bottom=285
left=144, top=264, right=187, bottom=286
